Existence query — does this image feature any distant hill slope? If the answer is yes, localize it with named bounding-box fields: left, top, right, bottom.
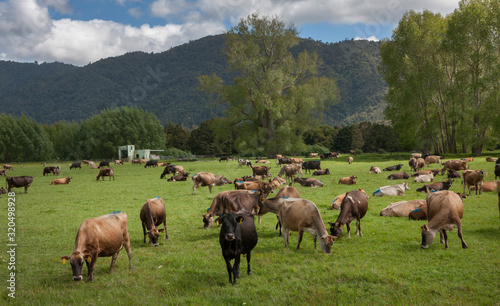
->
left=0, top=35, right=387, bottom=127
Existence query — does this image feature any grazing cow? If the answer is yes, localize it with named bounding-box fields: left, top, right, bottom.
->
left=132, top=159, right=141, bottom=164
left=383, top=164, right=403, bottom=171
left=6, top=176, right=34, bottom=193
left=234, top=181, right=273, bottom=196
left=447, top=170, right=462, bottom=178
left=348, top=156, right=353, bottom=164
left=252, top=166, right=271, bottom=179
left=369, top=166, right=381, bottom=174
left=307, top=153, right=318, bottom=158
left=470, top=180, right=500, bottom=192
left=70, top=163, right=81, bottom=170
left=268, top=177, right=286, bottom=190
left=372, top=182, right=410, bottom=196
left=216, top=211, right=258, bottom=284
left=0, top=169, right=7, bottom=176
left=202, top=190, right=264, bottom=229
left=330, top=189, right=368, bottom=210
left=144, top=160, right=158, bottom=168
left=320, top=153, right=331, bottom=159
left=349, top=150, right=357, bottom=156
left=219, top=156, right=229, bottom=162
left=192, top=172, right=232, bottom=195
left=302, top=161, right=321, bottom=174
left=331, top=152, right=340, bottom=158
left=167, top=173, right=190, bottom=181
left=278, top=164, right=302, bottom=183
left=329, top=189, right=369, bottom=239
left=98, top=161, right=110, bottom=169
left=160, top=165, right=177, bottom=179
left=416, top=179, right=454, bottom=193
left=140, top=197, right=168, bottom=246
left=312, top=169, right=330, bottom=176
left=61, top=212, right=133, bottom=282
left=293, top=177, right=324, bottom=188
left=96, top=168, right=114, bottom=181
left=338, top=175, right=357, bottom=185
left=462, top=170, right=486, bottom=195
left=425, top=155, right=442, bottom=167
left=412, top=169, right=440, bottom=177
left=440, top=160, right=468, bottom=175
left=495, top=164, right=500, bottom=180
left=387, top=172, right=410, bottom=180
left=409, top=206, right=428, bottom=220
left=413, top=174, right=435, bottom=183
left=51, top=177, right=72, bottom=185
left=416, top=158, right=426, bottom=171
left=238, top=159, right=252, bottom=168
left=277, top=157, right=293, bottom=166
left=3, top=164, right=14, bottom=170
left=486, top=157, right=498, bottom=162
left=258, top=186, right=300, bottom=224
left=278, top=198, right=335, bottom=254
left=409, top=158, right=418, bottom=172
left=114, top=160, right=123, bottom=165
left=379, top=200, right=426, bottom=217
left=421, top=190, right=468, bottom=249
left=43, top=166, right=61, bottom=176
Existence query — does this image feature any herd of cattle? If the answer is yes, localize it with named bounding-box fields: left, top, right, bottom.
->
left=2, top=153, right=500, bottom=284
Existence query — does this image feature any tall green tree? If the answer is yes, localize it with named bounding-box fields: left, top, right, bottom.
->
left=199, top=13, right=338, bottom=158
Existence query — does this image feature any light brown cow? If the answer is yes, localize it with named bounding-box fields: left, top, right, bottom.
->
left=278, top=164, right=302, bottom=183
left=96, top=168, right=114, bottom=181
left=462, top=169, right=486, bottom=195
left=409, top=158, right=418, bottom=172
left=114, top=160, right=123, bottom=165
left=470, top=180, right=500, bottom=192
left=293, top=177, right=324, bottom=188
left=369, top=166, right=381, bottom=174
left=461, top=157, right=474, bottom=162
left=192, top=172, right=232, bottom=195
left=268, top=177, right=286, bottom=190
left=290, top=157, right=303, bottom=164
left=413, top=174, right=434, bottom=183
left=416, top=158, right=426, bottom=171
left=411, top=169, right=440, bottom=177
left=330, top=189, right=367, bottom=210
left=486, top=157, right=498, bottom=162
left=421, top=190, right=468, bottom=249
left=425, top=155, right=441, bottom=167
left=258, top=186, right=300, bottom=224
left=140, top=197, right=168, bottom=246
left=338, top=175, right=357, bottom=185
left=3, top=164, right=14, bottom=170
left=234, top=180, right=273, bottom=196
left=278, top=198, right=335, bottom=254
left=252, top=165, right=271, bottom=179
left=440, top=160, right=468, bottom=175
left=348, top=156, right=353, bottom=164
left=411, top=153, right=422, bottom=159
left=174, top=165, right=185, bottom=175
left=61, top=212, right=133, bottom=282
left=307, top=153, right=319, bottom=158
left=379, top=199, right=426, bottom=217
left=51, top=177, right=72, bottom=185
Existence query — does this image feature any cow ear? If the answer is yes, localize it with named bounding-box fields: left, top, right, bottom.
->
left=158, top=229, right=165, bottom=233
left=84, top=255, right=92, bottom=263
left=236, top=216, right=244, bottom=224
left=61, top=256, right=70, bottom=264
left=215, top=218, right=222, bottom=226
left=421, top=225, right=428, bottom=231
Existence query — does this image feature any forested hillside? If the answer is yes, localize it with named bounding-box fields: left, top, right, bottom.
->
left=0, top=35, right=386, bottom=127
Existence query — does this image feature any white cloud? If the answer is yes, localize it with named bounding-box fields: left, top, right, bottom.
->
left=355, top=36, right=380, bottom=42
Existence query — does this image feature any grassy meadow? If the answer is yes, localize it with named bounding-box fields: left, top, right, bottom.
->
left=1, top=153, right=499, bottom=305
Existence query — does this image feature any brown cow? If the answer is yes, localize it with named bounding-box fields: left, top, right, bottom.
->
left=462, top=169, right=486, bottom=195
left=234, top=180, right=273, bottom=196
left=252, top=165, right=271, bottom=179
left=330, top=189, right=367, bottom=210
left=174, top=165, right=185, bottom=175
left=412, top=169, right=440, bottom=177
left=258, top=186, right=300, bottom=225
left=329, top=189, right=369, bottom=239
left=409, top=158, right=418, bottom=172
left=278, top=164, right=302, bottom=183
left=338, top=175, right=357, bottom=185
left=278, top=198, right=335, bottom=254
left=425, top=155, right=441, bottom=167
left=387, top=172, right=410, bottom=180
left=290, top=157, right=303, bottom=164
left=486, top=157, right=498, bottom=162
left=312, top=169, right=330, bottom=176
left=114, top=160, right=123, bottom=165
left=61, top=212, right=133, bottom=282
left=369, top=166, right=381, bottom=174
left=51, top=177, right=72, bottom=185
left=348, top=156, right=353, bottom=164
left=470, top=180, right=500, bottom=192
left=96, top=168, right=114, bottom=181
left=416, top=179, right=454, bottom=193
left=293, top=177, right=324, bottom=187
left=192, top=172, right=232, bottom=195
left=411, top=153, right=422, bottom=159
left=43, top=166, right=61, bottom=176
left=3, top=164, right=14, bottom=170
left=440, top=160, right=468, bottom=175
left=140, top=197, right=168, bottom=246
left=0, top=169, right=7, bottom=176
left=6, top=176, right=34, bottom=193
left=421, top=190, right=468, bottom=249
left=268, top=177, right=286, bottom=190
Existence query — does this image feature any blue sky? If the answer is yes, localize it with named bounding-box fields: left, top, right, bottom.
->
left=0, top=0, right=459, bottom=66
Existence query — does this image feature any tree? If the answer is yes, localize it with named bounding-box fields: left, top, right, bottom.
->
left=199, top=13, right=338, bottom=158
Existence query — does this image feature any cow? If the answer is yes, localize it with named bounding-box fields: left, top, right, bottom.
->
left=219, top=156, right=229, bottom=162
left=462, top=170, right=486, bottom=195
left=290, top=157, right=303, bottom=164
left=234, top=175, right=259, bottom=182
left=0, top=169, right=7, bottom=176
left=470, top=180, right=500, bottom=192
left=387, top=172, right=410, bottom=180
left=461, top=157, right=474, bottom=162
left=160, top=165, right=177, bottom=179
left=372, top=182, right=410, bottom=196
left=416, top=179, right=454, bottom=193
left=495, top=164, right=500, bottom=180
left=349, top=150, right=357, bottom=156
left=348, top=156, right=353, bottom=164
left=425, top=155, right=442, bottom=167
left=96, top=168, right=114, bottom=181
left=409, top=158, right=418, bottom=172
left=278, top=164, right=302, bottom=183
left=6, top=176, right=34, bottom=193
left=293, top=177, right=324, bottom=188
left=320, top=153, right=331, bottom=160
left=252, top=166, right=271, bottom=179
left=369, top=166, right=381, bottom=174
left=255, top=159, right=271, bottom=164
left=440, top=160, right=468, bottom=175
left=114, top=160, right=123, bottom=165
left=140, top=197, right=168, bottom=246
left=167, top=173, right=190, bottom=181
left=383, top=164, right=403, bottom=171
left=447, top=170, right=462, bottom=178
left=234, top=180, right=273, bottom=196
left=331, top=152, right=340, bottom=158
left=43, top=166, right=61, bottom=176
left=98, top=161, right=110, bottom=169
left=132, top=159, right=141, bottom=164
left=3, top=164, right=14, bottom=170
left=421, top=190, right=468, bottom=249
left=277, top=157, right=293, bottom=166
left=409, top=206, right=428, bottom=220
left=338, top=176, right=357, bottom=185
left=329, top=189, right=369, bottom=239
left=486, top=157, right=498, bottom=162
left=379, top=199, right=426, bottom=217
left=411, top=153, right=422, bottom=159
left=258, top=186, right=300, bottom=225
left=312, top=169, right=330, bottom=176
left=216, top=211, right=258, bottom=284
left=51, top=177, right=72, bottom=185
left=174, top=165, right=185, bottom=175
left=202, top=190, right=264, bottom=229
left=412, top=169, right=440, bottom=177
left=268, top=176, right=286, bottom=190
left=278, top=198, right=335, bottom=254
left=192, top=172, right=232, bottom=195
left=140, top=159, right=148, bottom=164
left=416, top=158, right=426, bottom=171
left=144, top=160, right=158, bottom=168
left=302, top=161, right=321, bottom=174
left=61, top=211, right=133, bottom=282
left=330, top=189, right=368, bottom=210
left=70, top=162, right=81, bottom=170
left=238, top=159, right=252, bottom=168
left=88, top=161, right=96, bottom=168
left=413, top=174, right=434, bottom=183
left=307, top=153, right=318, bottom=158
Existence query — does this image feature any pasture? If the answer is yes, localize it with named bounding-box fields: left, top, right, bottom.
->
left=1, top=154, right=499, bottom=304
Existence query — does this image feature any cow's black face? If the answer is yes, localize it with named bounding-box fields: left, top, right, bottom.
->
left=62, top=252, right=85, bottom=281
left=218, top=213, right=243, bottom=241
left=329, top=222, right=343, bottom=238
left=203, top=214, right=214, bottom=229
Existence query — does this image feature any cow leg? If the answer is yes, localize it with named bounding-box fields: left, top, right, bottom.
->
left=24, top=185, right=28, bottom=194
left=224, top=258, right=234, bottom=284
left=258, top=214, right=262, bottom=224
left=110, top=252, right=119, bottom=270
left=346, top=223, right=351, bottom=239
left=356, top=219, right=363, bottom=237
left=123, top=235, right=134, bottom=270
left=233, top=254, right=241, bottom=280
left=142, top=223, right=147, bottom=243
left=208, top=185, right=212, bottom=194
left=192, top=184, right=196, bottom=195
left=296, top=229, right=304, bottom=249
left=457, top=222, right=468, bottom=249
left=441, top=230, right=449, bottom=249
left=88, top=254, right=98, bottom=282
left=282, top=226, right=290, bottom=248
left=313, top=234, right=317, bottom=250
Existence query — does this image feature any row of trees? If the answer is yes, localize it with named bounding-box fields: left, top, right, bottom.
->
left=379, top=0, right=500, bottom=155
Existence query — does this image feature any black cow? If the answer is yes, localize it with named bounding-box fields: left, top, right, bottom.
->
left=219, top=156, right=229, bottom=162
left=70, top=162, right=81, bottom=170
left=495, top=164, right=500, bottom=180
left=160, top=165, right=177, bottom=179
left=144, top=160, right=158, bottom=168
left=216, top=211, right=258, bottom=284
left=6, top=176, right=34, bottom=193
left=98, top=161, right=110, bottom=169
left=277, top=158, right=293, bottom=167
left=302, top=161, right=321, bottom=174
left=43, top=166, right=61, bottom=176
left=383, top=164, right=403, bottom=171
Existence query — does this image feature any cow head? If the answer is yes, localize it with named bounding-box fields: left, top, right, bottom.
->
left=420, top=224, right=436, bottom=249
left=61, top=251, right=92, bottom=281
left=215, top=213, right=243, bottom=242
left=328, top=221, right=343, bottom=239
left=147, top=227, right=164, bottom=246
left=319, top=234, right=336, bottom=254
left=66, top=177, right=72, bottom=183
left=202, top=213, right=214, bottom=229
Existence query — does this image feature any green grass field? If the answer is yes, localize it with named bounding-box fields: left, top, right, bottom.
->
left=1, top=154, right=499, bottom=304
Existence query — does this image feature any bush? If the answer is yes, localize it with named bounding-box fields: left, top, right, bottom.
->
left=306, top=144, right=330, bottom=155
left=162, top=147, right=195, bottom=159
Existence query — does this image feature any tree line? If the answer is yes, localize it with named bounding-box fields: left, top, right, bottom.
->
left=0, top=107, right=401, bottom=162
